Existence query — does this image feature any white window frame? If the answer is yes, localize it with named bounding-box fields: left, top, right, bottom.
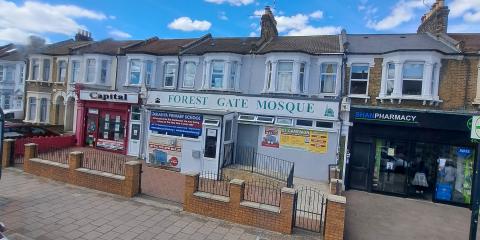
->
left=349, top=63, right=370, bottom=96
left=82, top=55, right=113, bottom=85
left=125, top=55, right=157, bottom=87
left=401, top=61, right=424, bottom=96
left=299, top=62, right=306, bottom=93
left=202, top=54, right=242, bottom=91
left=163, top=61, right=177, bottom=88
left=27, top=96, right=36, bottom=121
left=100, top=59, right=110, bottom=84
left=386, top=62, right=395, bottom=96
left=31, top=59, right=39, bottom=81
left=42, top=59, right=51, bottom=82
left=276, top=61, right=294, bottom=93
left=378, top=52, right=441, bottom=103
left=320, top=62, right=338, bottom=94
left=263, top=54, right=311, bottom=95
left=128, top=58, right=142, bottom=86
left=70, top=59, right=81, bottom=84
left=182, top=61, right=197, bottom=89
left=85, top=58, right=96, bottom=83
left=57, top=60, right=67, bottom=83
left=144, top=60, right=154, bottom=87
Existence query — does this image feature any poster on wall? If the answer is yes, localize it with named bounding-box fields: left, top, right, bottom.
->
left=148, top=135, right=182, bottom=171
left=262, top=126, right=328, bottom=154
left=261, top=127, right=280, bottom=148
left=150, top=111, right=203, bottom=138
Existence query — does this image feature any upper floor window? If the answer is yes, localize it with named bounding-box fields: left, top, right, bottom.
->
left=40, top=98, right=48, bottom=122
left=19, top=65, right=24, bottom=83
left=0, top=65, right=3, bottom=82
left=32, top=59, right=39, bottom=80
left=211, top=60, right=225, bottom=89
left=163, top=62, right=177, bottom=88
left=386, top=63, right=395, bottom=96
left=71, top=60, right=80, bottom=83
left=42, top=59, right=50, bottom=81
left=57, top=60, right=67, bottom=82
left=349, top=64, right=369, bottom=95
left=299, top=63, right=306, bottom=93
left=100, top=60, right=109, bottom=84
left=266, top=62, right=273, bottom=90
left=320, top=63, right=337, bottom=93
left=86, top=59, right=96, bottom=83
left=229, top=61, right=238, bottom=90
left=277, top=61, right=293, bottom=92
left=129, top=59, right=141, bottom=85
left=28, top=97, right=36, bottom=121
left=145, top=60, right=153, bottom=86
left=402, top=62, right=424, bottom=96
left=183, top=62, right=196, bottom=88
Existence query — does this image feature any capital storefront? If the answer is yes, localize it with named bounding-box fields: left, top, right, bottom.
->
left=144, top=91, right=341, bottom=181
left=347, top=106, right=475, bottom=206
left=75, top=90, right=141, bottom=155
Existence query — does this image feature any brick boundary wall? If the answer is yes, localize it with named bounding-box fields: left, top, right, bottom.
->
left=141, top=163, right=185, bottom=203
left=183, top=172, right=295, bottom=234
left=22, top=143, right=141, bottom=198
left=2, top=139, right=15, bottom=168
left=324, top=177, right=347, bottom=240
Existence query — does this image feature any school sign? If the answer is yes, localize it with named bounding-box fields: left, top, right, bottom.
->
left=147, top=92, right=339, bottom=120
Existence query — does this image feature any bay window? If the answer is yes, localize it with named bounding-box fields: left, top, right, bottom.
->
left=183, top=62, right=196, bottom=88
left=71, top=60, right=80, bottom=83
left=299, top=63, right=306, bottom=93
left=86, top=59, right=96, bottom=83
left=402, top=62, right=424, bottom=95
left=349, top=64, right=369, bottom=95
left=40, top=98, right=48, bottom=122
left=386, top=63, right=395, bottom=95
left=163, top=62, right=177, bottom=88
left=19, top=65, right=24, bottom=83
left=57, top=60, right=67, bottom=82
left=211, top=60, right=225, bottom=89
left=0, top=65, right=3, bottom=81
left=266, top=61, right=273, bottom=90
left=129, top=59, right=141, bottom=85
left=144, top=60, right=153, bottom=86
left=28, top=97, right=36, bottom=121
left=277, top=61, right=293, bottom=92
left=31, top=59, right=39, bottom=80
left=100, top=60, right=109, bottom=84
left=321, top=63, right=337, bottom=93
left=229, top=61, right=238, bottom=89
left=42, top=59, right=50, bottom=81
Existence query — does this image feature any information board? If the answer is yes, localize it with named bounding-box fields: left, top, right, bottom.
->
left=150, top=111, right=203, bottom=138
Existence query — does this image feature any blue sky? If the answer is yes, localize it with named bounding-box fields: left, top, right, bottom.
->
left=0, top=0, right=479, bottom=45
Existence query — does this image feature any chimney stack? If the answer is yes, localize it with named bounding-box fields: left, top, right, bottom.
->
left=75, top=29, right=93, bottom=41
left=260, top=6, right=278, bottom=41
left=417, top=0, right=449, bottom=35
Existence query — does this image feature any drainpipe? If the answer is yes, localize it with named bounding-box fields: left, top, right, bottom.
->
left=336, top=53, right=348, bottom=183
left=113, top=55, right=119, bottom=91
left=176, top=51, right=182, bottom=90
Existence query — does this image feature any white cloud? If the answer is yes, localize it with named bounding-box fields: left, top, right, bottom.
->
left=366, top=0, right=427, bottom=31
left=0, top=0, right=107, bottom=44
left=168, top=17, right=211, bottom=31
left=450, top=0, right=480, bottom=22
left=218, top=11, right=228, bottom=21
left=287, top=26, right=341, bottom=36
left=276, top=14, right=310, bottom=32
left=249, top=31, right=257, bottom=37
left=108, top=29, right=132, bottom=39
left=309, top=11, right=324, bottom=19
left=109, top=15, right=117, bottom=20
left=205, top=0, right=254, bottom=6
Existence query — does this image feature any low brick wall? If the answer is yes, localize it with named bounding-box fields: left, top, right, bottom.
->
left=183, top=172, right=295, bottom=234
left=23, top=143, right=141, bottom=198
left=141, top=163, right=185, bottom=203
left=324, top=177, right=347, bottom=240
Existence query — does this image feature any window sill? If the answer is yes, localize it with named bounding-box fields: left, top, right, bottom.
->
left=348, top=94, right=370, bottom=103
left=201, top=88, right=240, bottom=93
left=376, top=95, right=442, bottom=105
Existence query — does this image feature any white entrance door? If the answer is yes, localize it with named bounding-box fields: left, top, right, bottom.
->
left=127, top=106, right=141, bottom=157
left=201, top=117, right=222, bottom=173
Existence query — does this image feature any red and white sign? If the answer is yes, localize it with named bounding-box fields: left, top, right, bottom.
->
left=169, top=157, right=179, bottom=166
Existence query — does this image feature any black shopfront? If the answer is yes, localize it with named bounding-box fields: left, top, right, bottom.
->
left=347, top=107, right=475, bottom=207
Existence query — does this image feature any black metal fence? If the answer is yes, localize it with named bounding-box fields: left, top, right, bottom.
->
left=198, top=172, right=230, bottom=197
left=37, top=147, right=72, bottom=165
left=294, top=186, right=326, bottom=233
left=81, top=149, right=129, bottom=176
left=244, top=179, right=282, bottom=207
left=227, top=146, right=295, bottom=187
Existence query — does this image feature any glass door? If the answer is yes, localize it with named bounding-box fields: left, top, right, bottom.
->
left=349, top=141, right=372, bottom=191
left=85, top=113, right=99, bottom=147
left=372, top=139, right=411, bottom=195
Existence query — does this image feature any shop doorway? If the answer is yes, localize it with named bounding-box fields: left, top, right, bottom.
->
left=349, top=140, right=372, bottom=191
left=127, top=106, right=141, bottom=157
left=85, top=112, right=99, bottom=148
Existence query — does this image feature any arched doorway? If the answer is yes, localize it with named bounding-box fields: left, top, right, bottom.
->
left=64, top=97, right=76, bottom=132
left=55, top=95, right=65, bottom=126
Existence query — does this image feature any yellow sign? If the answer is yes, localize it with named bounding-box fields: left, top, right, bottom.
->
left=279, top=128, right=328, bottom=154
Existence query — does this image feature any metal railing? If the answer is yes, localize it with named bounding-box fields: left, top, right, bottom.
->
left=244, top=179, right=282, bottom=207
left=294, top=186, right=327, bottom=233
left=198, top=172, right=230, bottom=197
left=81, top=149, right=129, bottom=176
left=37, top=147, right=73, bottom=165
left=228, top=146, right=295, bottom=187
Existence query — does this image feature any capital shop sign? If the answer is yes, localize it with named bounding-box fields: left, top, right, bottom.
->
left=80, top=90, right=139, bottom=104
left=147, top=92, right=338, bottom=119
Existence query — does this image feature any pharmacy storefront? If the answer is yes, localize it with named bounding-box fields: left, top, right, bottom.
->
left=77, top=90, right=141, bottom=155
left=347, top=107, right=475, bottom=207
left=145, top=91, right=341, bottom=181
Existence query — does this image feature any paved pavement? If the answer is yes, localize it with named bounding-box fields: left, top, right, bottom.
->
left=0, top=168, right=320, bottom=240
left=345, top=190, right=477, bottom=240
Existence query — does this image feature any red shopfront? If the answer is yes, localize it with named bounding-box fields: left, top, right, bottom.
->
left=76, top=90, right=139, bottom=154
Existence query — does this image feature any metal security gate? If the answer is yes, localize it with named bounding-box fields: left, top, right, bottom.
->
left=293, top=186, right=326, bottom=233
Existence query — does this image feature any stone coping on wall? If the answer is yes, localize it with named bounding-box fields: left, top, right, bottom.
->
left=193, top=192, right=230, bottom=203
left=76, top=168, right=126, bottom=180
left=239, top=201, right=281, bottom=213
left=327, top=194, right=347, bottom=204
left=30, top=158, right=68, bottom=169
